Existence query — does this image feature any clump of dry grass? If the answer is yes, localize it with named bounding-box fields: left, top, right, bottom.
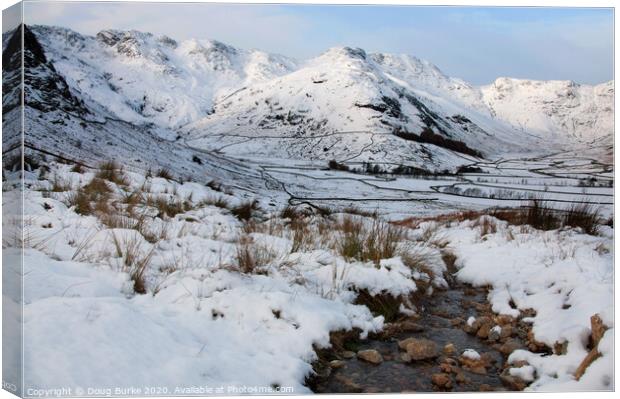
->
left=156, top=168, right=173, bottom=180
left=96, top=161, right=129, bottom=186
left=334, top=215, right=404, bottom=265
left=66, top=177, right=112, bottom=215
left=280, top=205, right=303, bottom=220
left=110, top=231, right=154, bottom=294
left=50, top=174, right=72, bottom=192
left=197, top=196, right=230, bottom=209
left=563, top=202, right=600, bottom=235
left=145, top=195, right=191, bottom=219
left=235, top=235, right=276, bottom=274
left=354, top=289, right=404, bottom=322
left=290, top=217, right=315, bottom=253
left=70, top=163, right=85, bottom=173
left=206, top=180, right=222, bottom=192
left=397, top=243, right=439, bottom=288
left=473, top=215, right=497, bottom=237
left=231, top=200, right=260, bottom=221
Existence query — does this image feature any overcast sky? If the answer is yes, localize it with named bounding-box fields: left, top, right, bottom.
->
left=7, top=1, right=614, bottom=85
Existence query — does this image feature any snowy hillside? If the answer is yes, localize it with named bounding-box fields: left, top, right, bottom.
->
left=2, top=24, right=612, bottom=173
left=482, top=78, right=613, bottom=141
left=28, top=25, right=297, bottom=129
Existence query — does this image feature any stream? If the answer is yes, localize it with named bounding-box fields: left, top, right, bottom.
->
left=310, top=281, right=527, bottom=393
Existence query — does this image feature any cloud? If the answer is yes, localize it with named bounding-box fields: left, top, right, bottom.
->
left=21, top=2, right=613, bottom=85
left=23, top=2, right=314, bottom=58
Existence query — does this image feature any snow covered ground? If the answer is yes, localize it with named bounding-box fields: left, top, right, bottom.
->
left=2, top=157, right=613, bottom=393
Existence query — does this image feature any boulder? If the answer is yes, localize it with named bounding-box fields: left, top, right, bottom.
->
left=443, top=343, right=457, bottom=355
left=431, top=373, right=452, bottom=390
left=357, top=349, right=383, bottom=365
left=400, top=338, right=439, bottom=360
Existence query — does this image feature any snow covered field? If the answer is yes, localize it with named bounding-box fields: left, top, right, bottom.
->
left=3, top=153, right=613, bottom=393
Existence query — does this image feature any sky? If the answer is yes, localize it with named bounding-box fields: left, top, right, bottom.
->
left=5, top=1, right=615, bottom=85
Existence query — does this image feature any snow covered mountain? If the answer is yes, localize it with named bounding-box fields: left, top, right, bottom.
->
left=3, top=24, right=614, bottom=174
left=481, top=78, right=613, bottom=141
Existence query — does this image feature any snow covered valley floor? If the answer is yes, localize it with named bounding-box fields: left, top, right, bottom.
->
left=2, top=153, right=614, bottom=394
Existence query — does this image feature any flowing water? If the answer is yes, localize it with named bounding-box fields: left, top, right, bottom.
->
left=311, top=282, right=523, bottom=393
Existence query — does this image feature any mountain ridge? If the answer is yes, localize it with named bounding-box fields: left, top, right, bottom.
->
left=2, top=24, right=614, bottom=174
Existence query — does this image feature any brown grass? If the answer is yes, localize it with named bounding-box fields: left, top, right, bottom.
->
left=334, top=215, right=404, bottom=265
left=235, top=235, right=276, bottom=274
left=96, top=161, right=129, bottom=186
left=70, top=163, right=85, bottom=173
left=156, top=168, right=173, bottom=180
left=231, top=200, right=260, bottom=221
left=110, top=231, right=154, bottom=294
left=473, top=216, right=497, bottom=237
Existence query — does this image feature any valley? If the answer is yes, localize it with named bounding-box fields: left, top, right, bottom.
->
left=1, top=22, right=614, bottom=394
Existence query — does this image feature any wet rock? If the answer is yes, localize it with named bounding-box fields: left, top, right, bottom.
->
left=500, top=325, right=513, bottom=340
left=431, top=373, right=452, bottom=390
left=400, top=321, right=425, bottom=332
left=488, top=326, right=501, bottom=342
left=463, top=287, right=477, bottom=296
left=527, top=330, right=549, bottom=352
left=510, top=360, right=529, bottom=368
left=443, top=343, right=456, bottom=355
left=553, top=340, right=568, bottom=355
left=477, top=323, right=492, bottom=339
left=474, top=302, right=491, bottom=312
left=495, top=314, right=514, bottom=325
left=341, top=350, right=356, bottom=359
left=499, top=339, right=522, bottom=355
left=500, top=373, right=527, bottom=391
left=455, top=372, right=469, bottom=384
left=329, top=360, right=346, bottom=369
left=357, top=349, right=383, bottom=365
left=450, top=317, right=464, bottom=327
left=399, top=338, right=439, bottom=360
left=381, top=321, right=425, bottom=337
left=400, top=353, right=412, bottom=362
left=445, top=357, right=458, bottom=367
left=334, top=375, right=363, bottom=393
left=459, top=351, right=487, bottom=375
left=439, top=362, right=453, bottom=373
left=479, top=384, right=493, bottom=391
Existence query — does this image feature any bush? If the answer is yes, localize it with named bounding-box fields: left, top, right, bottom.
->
left=328, top=160, right=349, bottom=171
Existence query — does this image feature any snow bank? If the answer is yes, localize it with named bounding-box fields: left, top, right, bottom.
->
left=446, top=218, right=614, bottom=390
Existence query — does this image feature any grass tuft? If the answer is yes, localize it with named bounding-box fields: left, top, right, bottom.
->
left=231, top=200, right=260, bottom=221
